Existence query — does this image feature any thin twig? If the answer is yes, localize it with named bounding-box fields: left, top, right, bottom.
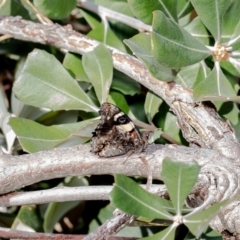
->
left=0, top=227, right=85, bottom=240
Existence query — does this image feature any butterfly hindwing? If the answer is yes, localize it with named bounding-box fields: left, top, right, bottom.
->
left=91, top=102, right=149, bottom=157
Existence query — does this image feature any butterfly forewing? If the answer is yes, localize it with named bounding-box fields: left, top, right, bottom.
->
left=91, top=102, right=149, bottom=157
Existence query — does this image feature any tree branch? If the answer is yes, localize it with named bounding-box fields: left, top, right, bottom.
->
left=0, top=144, right=237, bottom=195
left=0, top=184, right=167, bottom=207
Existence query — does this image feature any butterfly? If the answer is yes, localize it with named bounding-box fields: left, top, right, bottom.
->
left=91, top=102, right=150, bottom=157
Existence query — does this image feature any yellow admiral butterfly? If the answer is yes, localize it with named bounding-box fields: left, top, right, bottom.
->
left=91, top=102, right=149, bottom=157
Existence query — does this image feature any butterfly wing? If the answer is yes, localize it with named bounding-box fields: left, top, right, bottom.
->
left=91, top=103, right=148, bottom=157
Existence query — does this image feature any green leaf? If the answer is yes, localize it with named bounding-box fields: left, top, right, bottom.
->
left=110, top=174, right=173, bottom=220
left=184, top=17, right=211, bottom=45
left=81, top=10, right=127, bottom=52
left=43, top=177, right=88, bottom=233
left=54, top=117, right=99, bottom=148
left=161, top=158, right=201, bottom=215
left=12, top=205, right=42, bottom=232
left=36, top=110, right=78, bottom=126
left=185, top=226, right=222, bottom=239
left=89, top=203, right=148, bottom=237
left=178, top=0, right=194, bottom=19
left=193, top=63, right=237, bottom=101
left=112, top=70, right=141, bottom=96
left=0, top=0, right=31, bottom=19
left=192, top=62, right=211, bottom=89
left=128, top=0, right=177, bottom=25
left=229, top=58, right=240, bottom=76
left=63, top=53, right=89, bottom=82
left=152, top=11, right=210, bottom=69
left=124, top=33, right=176, bottom=81
left=82, top=44, right=113, bottom=104
left=9, top=117, right=97, bottom=153
left=94, top=0, right=134, bottom=17
left=88, top=25, right=127, bottom=52
left=185, top=195, right=240, bottom=238
left=13, top=49, right=98, bottom=112
left=228, top=20, right=240, bottom=50
left=163, top=112, right=181, bottom=143
left=175, top=63, right=210, bottom=89
left=33, top=0, right=76, bottom=20
left=217, top=102, right=239, bottom=127
left=221, top=60, right=240, bottom=78
left=144, top=91, right=163, bottom=123
left=108, top=91, right=129, bottom=114
left=221, top=0, right=240, bottom=43
left=141, top=224, right=177, bottom=240
left=191, top=0, right=230, bottom=41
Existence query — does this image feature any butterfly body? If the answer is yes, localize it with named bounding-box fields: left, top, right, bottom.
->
left=91, top=102, right=149, bottom=157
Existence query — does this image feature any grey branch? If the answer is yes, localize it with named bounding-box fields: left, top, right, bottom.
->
left=0, top=184, right=167, bottom=207
left=0, top=16, right=240, bottom=236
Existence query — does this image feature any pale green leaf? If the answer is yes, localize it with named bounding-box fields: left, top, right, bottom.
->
left=193, top=63, right=236, bottom=101
left=175, top=63, right=210, bottom=89
left=161, top=158, right=201, bottom=215
left=220, top=60, right=240, bottom=79
left=108, top=91, right=129, bottom=114
left=110, top=174, right=173, bottom=220
left=94, top=0, right=134, bottom=17
left=141, top=224, right=177, bottom=240
left=83, top=44, right=113, bottom=104
left=81, top=10, right=127, bottom=52
left=184, top=227, right=222, bottom=239
left=152, top=11, right=210, bottom=69
left=163, top=112, right=181, bottom=143
left=192, top=62, right=211, bottom=89
left=178, top=0, right=193, bottom=19
left=9, top=117, right=96, bottom=153
left=13, top=49, right=98, bottom=112
left=54, top=118, right=99, bottom=148
left=0, top=0, right=30, bottom=19
left=191, top=0, right=230, bottom=41
left=221, top=0, right=240, bottom=43
left=63, top=53, right=89, bottom=82
left=144, top=91, right=163, bottom=123
left=128, top=0, right=178, bottom=24
left=184, top=17, right=211, bottom=45
left=12, top=205, right=41, bottom=232
left=112, top=70, right=141, bottom=96
left=124, top=33, right=176, bottom=81
left=215, top=101, right=239, bottom=126
left=229, top=58, right=240, bottom=75
left=33, top=0, right=76, bottom=20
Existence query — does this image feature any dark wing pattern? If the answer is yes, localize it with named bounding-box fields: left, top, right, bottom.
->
left=91, top=102, right=149, bottom=157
